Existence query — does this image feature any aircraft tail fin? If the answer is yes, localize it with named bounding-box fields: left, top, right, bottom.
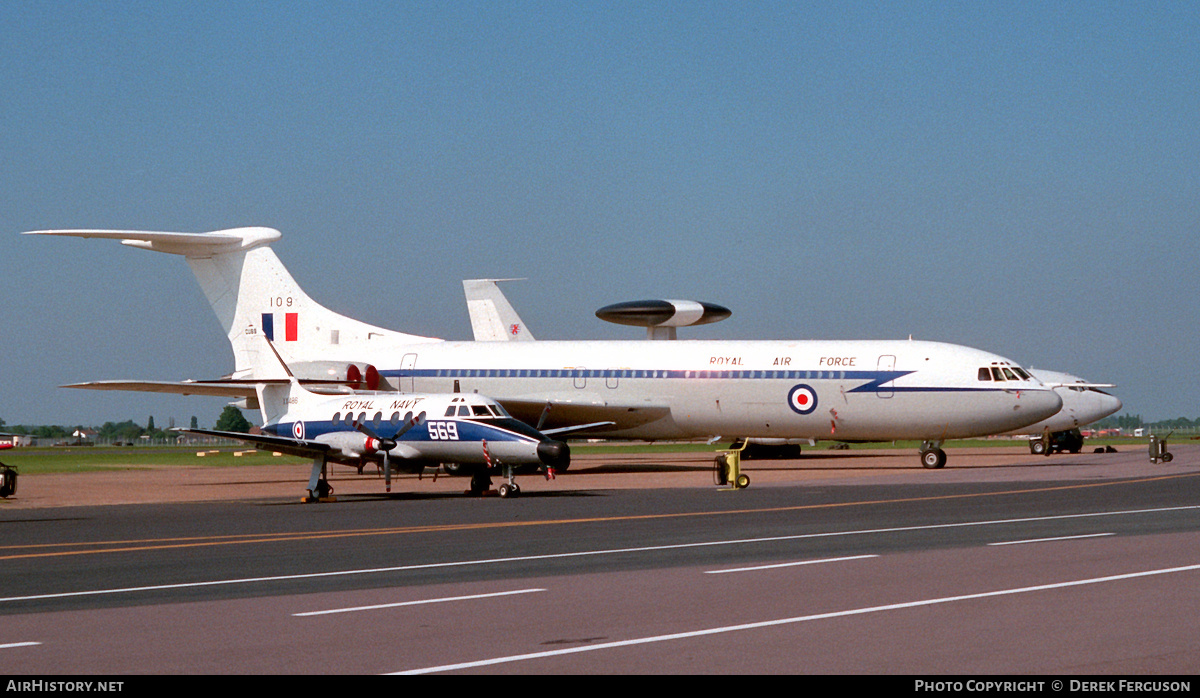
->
left=26, top=227, right=441, bottom=374
left=462, top=278, right=535, bottom=341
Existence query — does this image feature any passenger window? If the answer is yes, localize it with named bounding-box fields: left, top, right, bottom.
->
left=391, top=412, right=400, bottom=425
left=332, top=412, right=341, bottom=424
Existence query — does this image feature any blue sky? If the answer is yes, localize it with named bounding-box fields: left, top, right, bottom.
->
left=2, top=1, right=1197, bottom=427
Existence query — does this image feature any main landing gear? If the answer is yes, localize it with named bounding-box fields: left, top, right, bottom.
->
left=920, top=441, right=947, bottom=469
left=304, top=456, right=336, bottom=502
left=467, top=462, right=528, bottom=498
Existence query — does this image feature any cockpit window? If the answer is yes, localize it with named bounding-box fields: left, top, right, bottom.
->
left=978, top=368, right=992, bottom=381
left=1012, top=367, right=1031, bottom=380
left=1001, top=367, right=1018, bottom=381
left=990, top=367, right=1005, bottom=381
left=471, top=405, right=492, bottom=417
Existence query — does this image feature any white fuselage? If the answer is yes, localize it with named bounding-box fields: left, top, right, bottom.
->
left=271, top=336, right=1063, bottom=442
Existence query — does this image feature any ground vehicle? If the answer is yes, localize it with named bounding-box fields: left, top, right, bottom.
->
left=1029, top=428, right=1084, bottom=455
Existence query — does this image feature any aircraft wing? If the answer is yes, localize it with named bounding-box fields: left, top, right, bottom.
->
left=496, top=397, right=671, bottom=435
left=180, top=428, right=333, bottom=460
left=64, top=380, right=264, bottom=398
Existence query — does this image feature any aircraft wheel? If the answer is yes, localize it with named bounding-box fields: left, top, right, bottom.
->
left=921, top=448, right=946, bottom=469
left=443, top=462, right=466, bottom=476
left=498, top=483, right=519, bottom=498
left=735, top=474, right=750, bottom=489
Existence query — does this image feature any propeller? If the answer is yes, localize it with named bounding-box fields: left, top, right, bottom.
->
left=355, top=411, right=426, bottom=492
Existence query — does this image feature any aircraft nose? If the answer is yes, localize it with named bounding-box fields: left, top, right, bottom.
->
left=538, top=440, right=571, bottom=469
left=1027, top=389, right=1063, bottom=422
left=1101, top=393, right=1123, bottom=420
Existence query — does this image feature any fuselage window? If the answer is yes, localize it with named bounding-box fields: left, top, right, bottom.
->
left=391, top=412, right=400, bottom=424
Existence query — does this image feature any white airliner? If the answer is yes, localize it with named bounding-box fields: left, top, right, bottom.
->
left=186, top=336, right=568, bottom=499
left=27, top=227, right=1063, bottom=469
left=1006, top=369, right=1123, bottom=454
left=465, top=279, right=1124, bottom=458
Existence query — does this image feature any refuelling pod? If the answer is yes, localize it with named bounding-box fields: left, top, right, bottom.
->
left=595, top=299, right=731, bottom=340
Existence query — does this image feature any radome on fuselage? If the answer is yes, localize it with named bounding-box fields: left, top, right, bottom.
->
left=27, top=227, right=1063, bottom=468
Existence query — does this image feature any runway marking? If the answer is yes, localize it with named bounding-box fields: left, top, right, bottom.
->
left=392, top=562, right=1200, bottom=674
left=2, top=472, right=1195, bottom=562
left=293, top=588, right=545, bottom=617
left=704, top=555, right=877, bottom=574
left=2, top=505, right=1194, bottom=604
left=0, top=642, right=41, bottom=650
left=988, top=533, right=1115, bottom=546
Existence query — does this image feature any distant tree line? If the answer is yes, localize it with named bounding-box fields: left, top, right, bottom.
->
left=1095, top=413, right=1200, bottom=430
left=1, top=407, right=252, bottom=442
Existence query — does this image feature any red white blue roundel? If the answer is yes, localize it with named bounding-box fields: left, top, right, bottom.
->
left=788, top=384, right=818, bottom=415
left=292, top=420, right=305, bottom=440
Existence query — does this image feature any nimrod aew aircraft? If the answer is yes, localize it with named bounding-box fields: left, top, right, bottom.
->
left=28, top=227, right=1063, bottom=468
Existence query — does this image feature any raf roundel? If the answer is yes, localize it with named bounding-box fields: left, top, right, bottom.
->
left=787, top=384, right=818, bottom=415
left=292, top=420, right=305, bottom=440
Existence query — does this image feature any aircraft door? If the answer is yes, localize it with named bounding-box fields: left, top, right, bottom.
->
left=400, top=353, right=417, bottom=393
left=877, top=355, right=896, bottom=398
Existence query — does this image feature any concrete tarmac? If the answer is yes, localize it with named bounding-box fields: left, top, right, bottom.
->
left=2, top=442, right=1198, bottom=675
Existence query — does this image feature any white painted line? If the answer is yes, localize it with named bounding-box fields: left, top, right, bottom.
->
left=392, top=562, right=1200, bottom=674
left=294, top=588, right=546, bottom=617
left=705, top=555, right=878, bottom=574
left=3, top=504, right=1196, bottom=604
left=989, top=533, right=1115, bottom=546
left=0, top=642, right=41, bottom=650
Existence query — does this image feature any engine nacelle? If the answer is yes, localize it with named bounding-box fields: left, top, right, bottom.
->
left=319, top=431, right=385, bottom=459
left=287, top=361, right=385, bottom=391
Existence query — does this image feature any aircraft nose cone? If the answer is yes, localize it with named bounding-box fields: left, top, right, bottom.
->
left=1101, top=394, right=1123, bottom=420
left=1033, top=389, right=1064, bottom=421
left=538, top=440, right=570, bottom=468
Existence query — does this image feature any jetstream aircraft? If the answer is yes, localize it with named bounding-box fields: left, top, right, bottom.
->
left=185, top=336, right=569, bottom=499
left=27, top=227, right=1063, bottom=469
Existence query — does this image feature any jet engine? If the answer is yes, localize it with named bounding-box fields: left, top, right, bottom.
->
left=286, top=361, right=386, bottom=391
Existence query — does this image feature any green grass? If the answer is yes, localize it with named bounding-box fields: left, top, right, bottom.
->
left=0, top=446, right=306, bottom=475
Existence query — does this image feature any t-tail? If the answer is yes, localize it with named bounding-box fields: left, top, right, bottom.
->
left=24, top=227, right=442, bottom=381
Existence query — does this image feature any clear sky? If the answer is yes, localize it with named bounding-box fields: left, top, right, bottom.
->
left=2, top=1, right=1197, bottom=428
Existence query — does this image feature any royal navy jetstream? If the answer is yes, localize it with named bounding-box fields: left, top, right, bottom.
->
left=27, top=227, right=1062, bottom=468
left=183, top=338, right=568, bottom=499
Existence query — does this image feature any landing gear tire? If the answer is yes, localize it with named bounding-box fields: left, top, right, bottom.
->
left=921, top=448, right=946, bottom=469
left=498, top=483, right=520, bottom=498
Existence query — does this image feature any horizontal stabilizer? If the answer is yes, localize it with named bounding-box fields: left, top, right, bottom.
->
left=23, top=228, right=282, bottom=257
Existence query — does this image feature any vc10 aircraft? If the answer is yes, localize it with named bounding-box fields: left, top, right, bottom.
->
left=28, top=227, right=1063, bottom=469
